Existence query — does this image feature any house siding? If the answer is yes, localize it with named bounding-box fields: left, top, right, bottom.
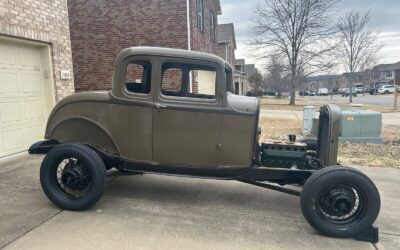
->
left=215, top=43, right=235, bottom=66
left=0, top=0, right=75, bottom=101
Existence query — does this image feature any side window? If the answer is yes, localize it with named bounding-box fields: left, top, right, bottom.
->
left=125, top=61, right=151, bottom=94
left=161, top=64, right=217, bottom=99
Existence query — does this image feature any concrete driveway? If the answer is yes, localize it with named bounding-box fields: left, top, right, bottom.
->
left=0, top=154, right=399, bottom=249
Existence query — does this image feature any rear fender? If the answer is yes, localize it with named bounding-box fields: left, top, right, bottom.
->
left=47, top=117, right=120, bottom=156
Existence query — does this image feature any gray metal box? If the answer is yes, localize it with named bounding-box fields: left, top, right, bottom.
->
left=340, top=110, right=383, bottom=144
left=310, top=110, right=383, bottom=144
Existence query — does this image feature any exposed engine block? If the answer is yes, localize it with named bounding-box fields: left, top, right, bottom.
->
left=261, top=140, right=319, bottom=169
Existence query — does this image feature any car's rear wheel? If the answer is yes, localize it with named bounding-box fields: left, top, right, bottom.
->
left=40, top=143, right=107, bottom=211
left=384, top=90, right=389, bottom=94
left=300, top=166, right=380, bottom=238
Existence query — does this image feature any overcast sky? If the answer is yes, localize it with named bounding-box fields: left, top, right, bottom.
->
left=219, top=0, right=400, bottom=73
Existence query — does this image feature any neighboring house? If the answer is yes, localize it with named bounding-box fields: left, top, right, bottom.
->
left=0, top=1, right=74, bottom=158
left=363, top=68, right=380, bottom=86
left=234, top=59, right=249, bottom=95
left=216, top=23, right=236, bottom=67
left=341, top=62, right=400, bottom=89
left=68, top=0, right=223, bottom=92
left=372, top=62, right=400, bottom=85
left=306, top=74, right=344, bottom=89
left=342, top=72, right=365, bottom=86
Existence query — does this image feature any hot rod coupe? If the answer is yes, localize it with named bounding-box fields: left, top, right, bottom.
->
left=29, top=47, right=380, bottom=243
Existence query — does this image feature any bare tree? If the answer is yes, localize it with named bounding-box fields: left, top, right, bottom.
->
left=264, top=55, right=290, bottom=97
left=248, top=71, right=264, bottom=96
left=251, top=0, right=338, bottom=105
left=336, top=11, right=381, bottom=103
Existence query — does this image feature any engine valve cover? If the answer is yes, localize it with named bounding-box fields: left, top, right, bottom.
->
left=261, top=140, right=312, bottom=169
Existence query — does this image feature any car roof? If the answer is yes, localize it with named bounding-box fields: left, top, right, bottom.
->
left=116, top=46, right=230, bottom=68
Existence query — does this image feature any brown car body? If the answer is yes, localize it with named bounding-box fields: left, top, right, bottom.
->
left=29, top=48, right=381, bottom=242
left=45, top=47, right=259, bottom=170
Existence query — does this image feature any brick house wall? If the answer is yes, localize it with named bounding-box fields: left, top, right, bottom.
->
left=0, top=0, right=75, bottom=101
left=190, top=0, right=220, bottom=54
left=68, top=0, right=222, bottom=92
left=69, top=0, right=188, bottom=91
left=215, top=43, right=235, bottom=66
left=215, top=23, right=236, bottom=67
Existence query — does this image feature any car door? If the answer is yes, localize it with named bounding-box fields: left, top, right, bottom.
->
left=110, top=56, right=154, bottom=162
left=152, top=58, right=222, bottom=168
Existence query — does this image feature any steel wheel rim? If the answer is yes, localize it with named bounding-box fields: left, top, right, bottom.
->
left=316, top=183, right=367, bottom=227
left=54, top=157, right=92, bottom=199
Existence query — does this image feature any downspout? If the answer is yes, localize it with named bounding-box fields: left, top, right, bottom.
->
left=186, top=0, right=192, bottom=92
left=225, top=43, right=228, bottom=62
left=186, top=0, right=191, bottom=51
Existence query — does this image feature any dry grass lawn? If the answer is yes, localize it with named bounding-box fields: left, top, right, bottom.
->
left=259, top=117, right=302, bottom=141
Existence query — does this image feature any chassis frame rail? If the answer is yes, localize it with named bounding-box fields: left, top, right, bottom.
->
left=239, top=180, right=301, bottom=196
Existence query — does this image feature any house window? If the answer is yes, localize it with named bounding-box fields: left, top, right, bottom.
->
left=210, top=10, right=216, bottom=42
left=124, top=61, right=151, bottom=94
left=161, top=63, right=216, bottom=99
left=386, top=70, right=393, bottom=78
left=197, top=0, right=204, bottom=32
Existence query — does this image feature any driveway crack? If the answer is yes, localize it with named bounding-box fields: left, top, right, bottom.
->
left=0, top=210, right=63, bottom=249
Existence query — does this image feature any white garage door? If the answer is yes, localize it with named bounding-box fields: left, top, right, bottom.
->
left=0, top=41, right=47, bottom=158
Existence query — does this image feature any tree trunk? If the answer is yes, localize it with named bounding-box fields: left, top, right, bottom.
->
left=289, top=67, right=296, bottom=105
left=349, top=73, right=353, bottom=103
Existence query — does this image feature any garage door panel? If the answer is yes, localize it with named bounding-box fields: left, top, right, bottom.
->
left=0, top=72, right=19, bottom=94
left=21, top=73, right=42, bottom=94
left=0, top=101, right=21, bottom=123
left=1, top=128, right=24, bottom=154
left=23, top=125, right=44, bottom=147
left=0, top=43, right=17, bottom=66
left=0, top=40, right=48, bottom=158
left=19, top=46, right=41, bottom=67
left=23, top=100, right=44, bottom=120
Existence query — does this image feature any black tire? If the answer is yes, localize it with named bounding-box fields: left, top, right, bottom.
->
left=300, top=166, right=380, bottom=238
left=40, top=143, right=107, bottom=211
left=384, top=90, right=389, bottom=94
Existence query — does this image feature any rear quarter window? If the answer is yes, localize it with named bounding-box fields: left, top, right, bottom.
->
left=125, top=61, right=151, bottom=94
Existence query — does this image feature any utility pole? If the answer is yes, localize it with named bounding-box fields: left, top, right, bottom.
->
left=394, top=70, right=398, bottom=111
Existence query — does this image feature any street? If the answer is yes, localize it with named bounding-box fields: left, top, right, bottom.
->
left=301, top=94, right=400, bottom=109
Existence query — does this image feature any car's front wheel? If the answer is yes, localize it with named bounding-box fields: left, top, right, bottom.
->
left=40, top=143, right=107, bottom=211
left=300, top=166, right=380, bottom=238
